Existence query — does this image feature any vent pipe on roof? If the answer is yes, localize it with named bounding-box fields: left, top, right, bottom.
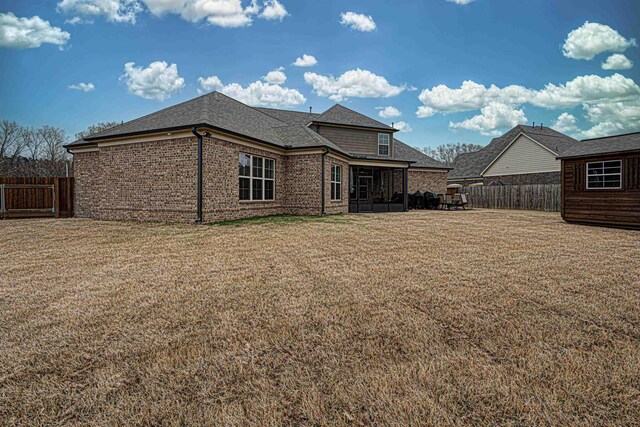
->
left=309, top=107, right=313, bottom=114
left=533, top=122, right=535, bottom=128
left=540, top=123, right=543, bottom=129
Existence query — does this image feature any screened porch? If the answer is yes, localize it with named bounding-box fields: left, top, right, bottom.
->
left=349, top=166, right=407, bottom=213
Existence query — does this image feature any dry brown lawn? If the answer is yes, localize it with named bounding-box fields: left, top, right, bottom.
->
left=1, top=210, right=639, bottom=426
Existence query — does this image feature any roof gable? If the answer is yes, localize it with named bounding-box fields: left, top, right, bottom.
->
left=449, top=125, right=578, bottom=179
left=483, top=133, right=560, bottom=176
left=313, top=104, right=395, bottom=131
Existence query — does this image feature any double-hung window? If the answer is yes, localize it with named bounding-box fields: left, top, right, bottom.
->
left=378, top=133, right=390, bottom=156
left=586, top=160, right=622, bottom=189
left=239, top=153, right=275, bottom=201
left=331, top=164, right=342, bottom=201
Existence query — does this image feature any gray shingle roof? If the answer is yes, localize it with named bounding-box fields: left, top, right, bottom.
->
left=394, top=139, right=449, bottom=169
left=449, top=125, right=578, bottom=178
left=558, top=132, right=640, bottom=159
left=68, top=92, right=286, bottom=147
left=313, top=104, right=395, bottom=131
left=64, top=92, right=443, bottom=169
left=255, top=107, right=319, bottom=125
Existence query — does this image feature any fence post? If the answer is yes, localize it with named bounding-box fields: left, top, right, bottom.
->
left=0, top=184, right=4, bottom=219
left=54, top=177, right=60, bottom=218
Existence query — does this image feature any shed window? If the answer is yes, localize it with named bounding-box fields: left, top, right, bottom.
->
left=239, top=153, right=275, bottom=200
left=378, top=134, right=390, bottom=156
left=586, top=160, right=622, bottom=189
left=331, top=164, right=342, bottom=201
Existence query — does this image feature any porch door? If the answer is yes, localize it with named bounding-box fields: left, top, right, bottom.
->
left=358, top=176, right=373, bottom=212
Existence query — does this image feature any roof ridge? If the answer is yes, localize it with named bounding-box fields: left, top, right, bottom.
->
left=212, top=92, right=289, bottom=127
left=581, top=130, right=640, bottom=141
left=84, top=92, right=213, bottom=140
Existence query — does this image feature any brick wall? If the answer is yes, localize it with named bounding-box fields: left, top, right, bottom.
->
left=73, top=151, right=100, bottom=218
left=98, top=137, right=197, bottom=222
left=72, top=136, right=348, bottom=223
left=408, top=169, right=448, bottom=194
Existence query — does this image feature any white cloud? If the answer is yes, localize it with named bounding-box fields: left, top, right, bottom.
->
left=551, top=112, right=578, bottom=133
left=263, top=68, right=286, bottom=85
left=417, top=73, right=640, bottom=136
left=531, top=73, right=640, bottom=108
left=377, top=106, right=401, bottom=119
left=57, top=0, right=142, bottom=24
left=304, top=68, right=404, bottom=101
left=260, top=0, right=288, bottom=21
left=0, top=12, right=70, bottom=49
left=449, top=103, right=527, bottom=136
left=197, top=75, right=305, bottom=107
left=393, top=121, right=412, bottom=133
left=197, top=75, right=223, bottom=93
left=602, top=53, right=633, bottom=70
left=142, top=0, right=288, bottom=28
left=68, top=82, right=95, bottom=92
left=446, top=0, right=475, bottom=4
left=339, top=12, right=376, bottom=32
left=293, top=54, right=317, bottom=67
left=120, top=61, right=185, bottom=101
left=65, top=16, right=93, bottom=24
left=562, top=22, right=637, bottom=60
left=578, top=122, right=627, bottom=140
left=417, top=74, right=639, bottom=114
left=417, top=80, right=532, bottom=117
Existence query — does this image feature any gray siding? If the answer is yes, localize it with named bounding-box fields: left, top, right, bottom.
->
left=317, top=125, right=393, bottom=156
left=484, top=135, right=560, bottom=176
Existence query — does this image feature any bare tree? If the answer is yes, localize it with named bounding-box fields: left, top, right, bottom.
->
left=0, top=120, right=25, bottom=161
left=39, top=126, right=68, bottom=163
left=22, top=127, right=42, bottom=161
left=423, top=142, right=483, bottom=166
left=75, top=121, right=120, bottom=140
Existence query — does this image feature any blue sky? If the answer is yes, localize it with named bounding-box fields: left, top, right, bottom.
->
left=1, top=0, right=639, bottom=149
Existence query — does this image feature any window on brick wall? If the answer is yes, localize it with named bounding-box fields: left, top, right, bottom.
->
left=331, top=164, right=342, bottom=201
left=239, top=153, right=275, bottom=201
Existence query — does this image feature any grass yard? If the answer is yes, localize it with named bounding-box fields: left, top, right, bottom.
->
left=1, top=210, right=639, bottom=425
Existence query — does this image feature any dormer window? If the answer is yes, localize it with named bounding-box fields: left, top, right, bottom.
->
left=378, top=133, right=390, bottom=156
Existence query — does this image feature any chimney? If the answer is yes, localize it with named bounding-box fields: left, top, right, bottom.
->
left=540, top=123, right=543, bottom=129
left=309, top=107, right=312, bottom=114
left=533, top=122, right=535, bottom=128
left=392, top=122, right=395, bottom=128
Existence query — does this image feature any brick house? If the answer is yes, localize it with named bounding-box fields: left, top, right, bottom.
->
left=66, top=92, right=448, bottom=223
left=449, top=125, right=578, bottom=186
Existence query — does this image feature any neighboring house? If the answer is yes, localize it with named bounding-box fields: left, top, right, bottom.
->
left=449, top=125, right=578, bottom=186
left=65, top=92, right=448, bottom=223
left=559, top=131, right=640, bottom=228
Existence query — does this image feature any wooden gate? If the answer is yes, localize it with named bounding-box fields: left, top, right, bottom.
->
left=0, top=177, right=74, bottom=219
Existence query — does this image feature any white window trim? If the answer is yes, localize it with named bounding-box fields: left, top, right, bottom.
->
left=331, top=164, right=342, bottom=201
left=378, top=133, right=390, bottom=156
left=586, top=160, right=622, bottom=190
left=239, top=153, right=276, bottom=201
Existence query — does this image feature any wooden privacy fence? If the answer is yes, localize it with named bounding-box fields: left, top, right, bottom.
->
left=0, top=177, right=74, bottom=219
left=463, top=184, right=561, bottom=212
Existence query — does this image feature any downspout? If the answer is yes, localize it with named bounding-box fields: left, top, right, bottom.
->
left=404, top=163, right=410, bottom=212
left=191, top=127, right=203, bottom=224
left=321, top=147, right=330, bottom=215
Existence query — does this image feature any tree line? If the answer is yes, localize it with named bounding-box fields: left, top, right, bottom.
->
left=0, top=120, right=118, bottom=177
left=422, top=142, right=483, bottom=166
